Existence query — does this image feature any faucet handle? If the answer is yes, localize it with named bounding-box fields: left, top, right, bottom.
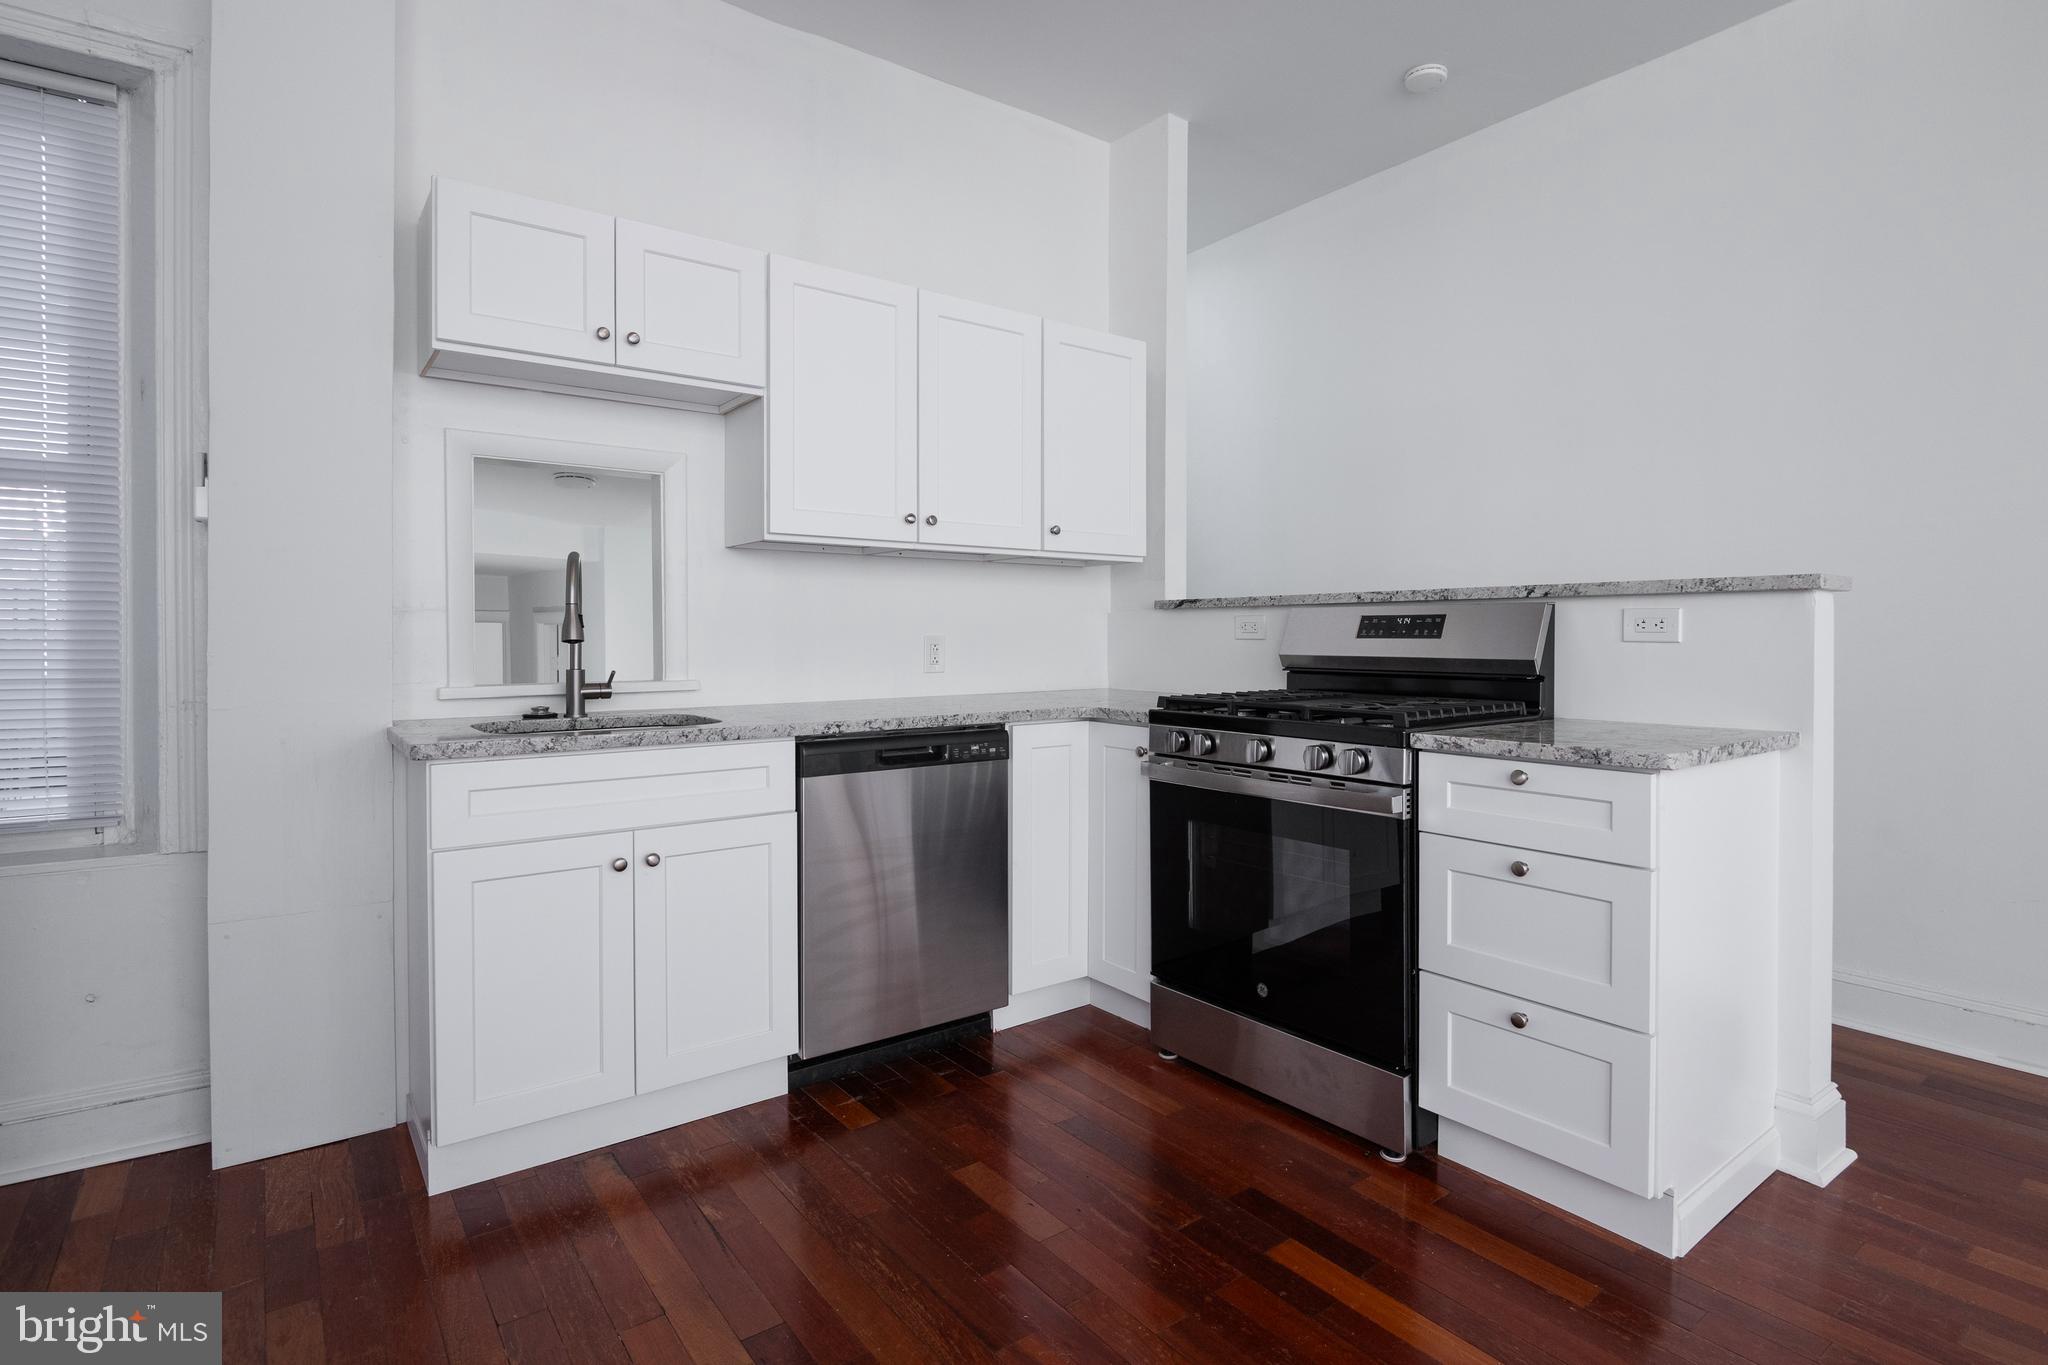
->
left=586, top=670, right=615, bottom=702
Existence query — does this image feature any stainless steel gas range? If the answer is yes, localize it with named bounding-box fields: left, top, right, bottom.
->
left=1143, top=600, right=1554, bottom=1158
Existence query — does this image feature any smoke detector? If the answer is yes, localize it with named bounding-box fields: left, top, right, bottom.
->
left=1403, top=63, right=1449, bottom=94
left=552, top=471, right=596, bottom=490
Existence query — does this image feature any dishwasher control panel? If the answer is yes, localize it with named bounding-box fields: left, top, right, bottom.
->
left=948, top=737, right=1008, bottom=762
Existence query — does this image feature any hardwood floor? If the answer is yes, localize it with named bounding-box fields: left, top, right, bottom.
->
left=4, top=1013, right=2045, bottom=1364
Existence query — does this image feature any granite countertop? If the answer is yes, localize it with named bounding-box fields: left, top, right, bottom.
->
left=1409, top=718, right=1800, bottom=772
left=388, top=688, right=1158, bottom=761
left=1156, top=573, right=1850, bottom=610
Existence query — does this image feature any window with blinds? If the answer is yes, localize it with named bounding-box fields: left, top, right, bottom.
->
left=0, top=74, right=123, bottom=834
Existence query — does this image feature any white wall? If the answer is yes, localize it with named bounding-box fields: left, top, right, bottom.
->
left=393, top=0, right=1117, bottom=722
left=206, top=0, right=397, bottom=1165
left=1184, top=0, right=2048, bottom=1070
left=0, top=0, right=210, bottom=1185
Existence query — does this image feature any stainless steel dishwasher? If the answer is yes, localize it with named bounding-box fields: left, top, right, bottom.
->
left=796, top=728, right=1010, bottom=1059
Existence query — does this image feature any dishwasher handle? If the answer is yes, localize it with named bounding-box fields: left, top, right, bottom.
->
left=878, top=744, right=946, bottom=765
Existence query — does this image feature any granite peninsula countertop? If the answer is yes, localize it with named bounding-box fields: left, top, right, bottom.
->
left=388, top=688, right=1158, bottom=761
left=1409, top=718, right=1800, bottom=772
left=1156, top=573, right=1850, bottom=610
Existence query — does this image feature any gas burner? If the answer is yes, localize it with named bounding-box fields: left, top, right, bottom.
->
left=1155, top=689, right=1529, bottom=730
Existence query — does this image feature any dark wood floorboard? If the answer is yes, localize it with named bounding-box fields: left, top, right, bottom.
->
left=4, top=1018, right=2044, bottom=1364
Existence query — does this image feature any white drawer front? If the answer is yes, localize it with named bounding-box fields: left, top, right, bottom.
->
left=1419, top=834, right=1656, bottom=1031
left=1420, top=972, right=1654, bottom=1196
left=1418, top=753, right=1655, bottom=867
left=429, top=741, right=795, bottom=849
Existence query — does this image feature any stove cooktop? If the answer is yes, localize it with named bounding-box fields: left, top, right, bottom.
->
left=1153, top=689, right=1530, bottom=731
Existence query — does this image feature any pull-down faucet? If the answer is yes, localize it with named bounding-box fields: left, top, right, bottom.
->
left=560, top=550, right=614, bottom=718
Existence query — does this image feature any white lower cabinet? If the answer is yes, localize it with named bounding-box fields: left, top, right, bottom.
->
left=1088, top=724, right=1151, bottom=1001
left=1002, top=720, right=1152, bottom=1023
left=1417, top=749, right=1783, bottom=1256
left=431, top=832, right=637, bottom=1146
left=1008, top=722, right=1091, bottom=993
left=405, top=741, right=796, bottom=1192
left=633, top=813, right=797, bottom=1092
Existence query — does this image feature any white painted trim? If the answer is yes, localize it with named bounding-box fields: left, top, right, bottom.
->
left=0, top=1067, right=209, bottom=1187
left=1439, top=1118, right=1780, bottom=1258
left=444, top=429, right=693, bottom=693
left=1834, top=970, right=2048, bottom=1079
left=993, top=978, right=1091, bottom=1030
left=1087, top=980, right=1149, bottom=1029
left=0, top=3, right=207, bottom=857
left=1773, top=1081, right=1856, bottom=1187
left=408, top=1057, right=784, bottom=1194
left=436, top=678, right=702, bottom=702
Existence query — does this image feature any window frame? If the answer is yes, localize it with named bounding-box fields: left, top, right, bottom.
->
left=0, top=17, right=204, bottom=864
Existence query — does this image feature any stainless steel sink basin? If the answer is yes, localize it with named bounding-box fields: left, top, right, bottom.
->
left=470, top=711, right=719, bottom=735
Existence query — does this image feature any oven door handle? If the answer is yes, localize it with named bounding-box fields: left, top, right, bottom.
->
left=1142, top=760, right=1411, bottom=819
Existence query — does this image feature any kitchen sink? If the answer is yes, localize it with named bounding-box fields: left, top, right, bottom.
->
left=470, top=711, right=720, bottom=735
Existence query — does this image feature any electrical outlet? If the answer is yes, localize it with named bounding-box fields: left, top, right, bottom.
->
left=922, top=634, right=946, bottom=673
left=1622, top=607, right=1684, bottom=643
left=1233, top=615, right=1268, bottom=641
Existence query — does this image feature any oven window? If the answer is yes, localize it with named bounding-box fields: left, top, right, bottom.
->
left=1151, top=780, right=1411, bottom=1070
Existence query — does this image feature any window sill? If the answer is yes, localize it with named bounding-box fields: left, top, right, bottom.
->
left=0, top=839, right=184, bottom=877
left=437, top=679, right=703, bottom=702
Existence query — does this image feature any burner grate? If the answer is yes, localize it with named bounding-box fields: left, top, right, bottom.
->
left=1154, top=689, right=1530, bottom=728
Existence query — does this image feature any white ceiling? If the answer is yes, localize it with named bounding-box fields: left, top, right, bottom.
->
left=722, top=0, right=1792, bottom=248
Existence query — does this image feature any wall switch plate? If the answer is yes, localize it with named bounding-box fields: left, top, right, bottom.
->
left=922, top=634, right=946, bottom=672
left=1623, top=607, right=1683, bottom=643
left=1233, top=614, right=1268, bottom=641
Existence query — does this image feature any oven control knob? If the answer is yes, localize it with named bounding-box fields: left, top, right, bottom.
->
left=1192, top=732, right=1217, bottom=757
left=1339, top=748, right=1373, bottom=776
left=1302, top=744, right=1334, bottom=771
left=1167, top=729, right=1190, bottom=754
left=1244, top=738, right=1273, bottom=764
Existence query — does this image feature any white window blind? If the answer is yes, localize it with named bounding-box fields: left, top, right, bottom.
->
left=0, top=76, right=122, bottom=833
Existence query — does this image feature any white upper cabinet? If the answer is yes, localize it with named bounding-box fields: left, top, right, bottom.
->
left=765, top=256, right=920, bottom=544
left=432, top=178, right=616, bottom=365
left=917, top=292, right=1042, bottom=551
left=615, top=220, right=765, bottom=388
left=1043, top=322, right=1147, bottom=558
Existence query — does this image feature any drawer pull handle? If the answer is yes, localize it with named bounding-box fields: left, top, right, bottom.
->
left=1510, top=860, right=1531, bottom=878
left=1510, top=1011, right=1530, bottom=1029
left=1509, top=769, right=1530, bottom=786
left=610, top=857, right=629, bottom=872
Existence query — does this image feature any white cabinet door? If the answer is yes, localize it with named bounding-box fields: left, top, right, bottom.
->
left=1010, top=722, right=1090, bottom=994
left=634, top=813, right=798, bottom=1093
left=615, top=221, right=765, bottom=387
left=918, top=292, right=1042, bottom=550
left=1089, top=724, right=1151, bottom=1000
left=431, top=178, right=616, bottom=364
left=432, top=833, right=636, bottom=1144
left=1042, top=322, right=1146, bottom=558
left=767, top=257, right=918, bottom=543
left=1420, top=972, right=1656, bottom=1197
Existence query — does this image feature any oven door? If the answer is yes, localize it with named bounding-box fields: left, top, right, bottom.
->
left=1147, top=762, right=1413, bottom=1073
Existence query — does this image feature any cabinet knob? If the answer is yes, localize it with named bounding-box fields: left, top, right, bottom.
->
left=1510, top=1011, right=1530, bottom=1029
left=1049, top=525, right=1062, bottom=536
left=1510, top=860, right=1531, bottom=878
left=1135, top=745, right=1149, bottom=758
left=645, top=852, right=661, bottom=868
left=610, top=857, right=628, bottom=872
left=1509, top=769, right=1530, bottom=786
left=625, top=331, right=641, bottom=345
left=903, top=512, right=916, bottom=524
left=925, top=514, right=938, bottom=526
left=595, top=325, right=611, bottom=341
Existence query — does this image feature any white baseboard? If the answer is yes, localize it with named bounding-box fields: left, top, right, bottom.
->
left=0, top=1068, right=210, bottom=1186
left=1835, top=970, right=2048, bottom=1079
left=994, top=978, right=1150, bottom=1032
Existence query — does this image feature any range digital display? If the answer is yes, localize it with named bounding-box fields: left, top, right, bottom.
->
left=1356, top=613, right=1447, bottom=639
